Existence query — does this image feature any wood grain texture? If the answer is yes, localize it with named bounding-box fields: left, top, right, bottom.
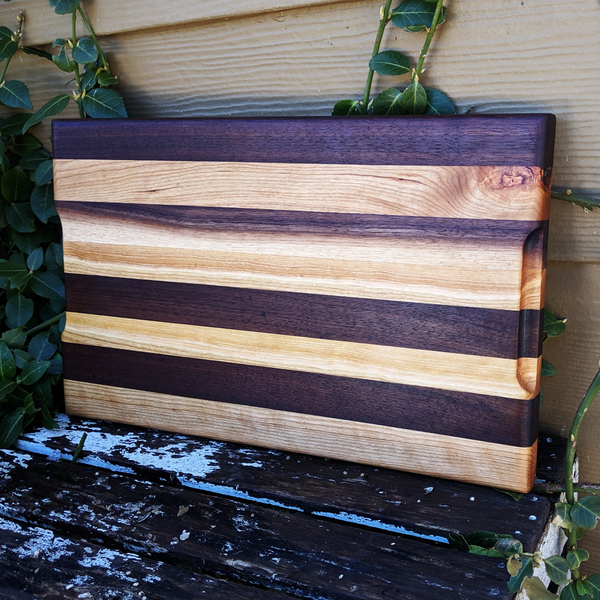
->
left=52, top=117, right=555, bottom=167
left=54, top=117, right=550, bottom=492
left=54, top=159, right=551, bottom=221
left=20, top=414, right=560, bottom=554
left=61, top=241, right=541, bottom=310
left=57, top=203, right=544, bottom=311
left=65, top=273, right=540, bottom=359
left=0, top=518, right=276, bottom=600
left=62, top=343, right=539, bottom=447
left=62, top=312, right=539, bottom=400
left=0, top=450, right=519, bottom=599
left=63, top=380, right=538, bottom=492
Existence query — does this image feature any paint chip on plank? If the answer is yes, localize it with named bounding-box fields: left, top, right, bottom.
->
left=180, top=530, right=190, bottom=541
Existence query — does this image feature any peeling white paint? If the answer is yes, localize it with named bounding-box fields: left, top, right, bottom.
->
left=311, top=511, right=449, bottom=544
left=0, top=517, right=75, bottom=562
left=79, top=548, right=140, bottom=582
left=18, top=415, right=222, bottom=477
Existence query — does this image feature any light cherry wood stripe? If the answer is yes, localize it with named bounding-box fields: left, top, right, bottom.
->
left=63, top=380, right=538, bottom=493
left=63, top=312, right=540, bottom=399
left=62, top=241, right=542, bottom=311
left=53, top=160, right=550, bottom=222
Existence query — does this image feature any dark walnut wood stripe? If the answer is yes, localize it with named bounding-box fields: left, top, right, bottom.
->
left=55, top=202, right=545, bottom=244
left=52, top=115, right=556, bottom=167
left=63, top=343, right=539, bottom=448
left=65, top=273, right=540, bottom=360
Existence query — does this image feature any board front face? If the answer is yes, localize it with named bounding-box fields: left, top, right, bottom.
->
left=53, top=116, right=555, bottom=492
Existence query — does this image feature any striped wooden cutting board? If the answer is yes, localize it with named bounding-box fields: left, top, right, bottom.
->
left=53, top=116, right=555, bottom=492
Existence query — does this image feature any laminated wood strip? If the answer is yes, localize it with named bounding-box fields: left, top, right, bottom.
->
left=51, top=116, right=556, bottom=167
left=62, top=343, right=539, bottom=447
left=56, top=202, right=545, bottom=242
left=65, top=274, right=541, bottom=359
left=63, top=380, right=538, bottom=492
left=54, top=160, right=551, bottom=221
left=63, top=312, right=539, bottom=399
left=62, top=241, right=530, bottom=310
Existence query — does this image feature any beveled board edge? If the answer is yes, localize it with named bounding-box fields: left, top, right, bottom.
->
left=52, top=115, right=556, bottom=167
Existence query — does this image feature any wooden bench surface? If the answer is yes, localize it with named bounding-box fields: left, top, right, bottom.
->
left=0, top=415, right=566, bottom=599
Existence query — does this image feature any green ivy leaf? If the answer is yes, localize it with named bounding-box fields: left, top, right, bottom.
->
left=72, top=37, right=98, bottom=64
left=522, top=576, right=560, bottom=600
left=566, top=549, right=589, bottom=571
left=493, top=537, right=523, bottom=556
left=81, top=68, right=97, bottom=91
left=40, top=405, right=59, bottom=429
left=34, top=161, right=54, bottom=186
left=0, top=407, right=25, bottom=448
left=0, top=80, right=33, bottom=109
left=21, top=94, right=71, bottom=134
left=463, top=531, right=512, bottom=549
left=97, top=71, right=118, bottom=86
left=570, top=495, right=600, bottom=530
left=467, top=545, right=504, bottom=558
left=19, top=359, right=51, bottom=385
left=26, top=248, right=43, bottom=272
left=0, top=138, right=5, bottom=155
left=331, top=99, right=361, bottom=116
left=82, top=87, right=128, bottom=118
left=13, top=133, right=42, bottom=156
left=425, top=87, right=456, bottom=115
left=544, top=556, right=570, bottom=586
left=13, top=231, right=43, bottom=255
left=22, top=392, right=37, bottom=415
left=52, top=38, right=67, bottom=48
left=507, top=555, right=534, bottom=594
left=30, top=184, right=57, bottom=224
left=32, top=377, right=52, bottom=406
left=49, top=0, right=81, bottom=15
left=400, top=82, right=427, bottom=114
left=5, top=294, right=34, bottom=328
left=1, top=327, right=26, bottom=349
left=52, top=46, right=77, bottom=73
left=30, top=272, right=65, bottom=300
left=544, top=309, right=567, bottom=338
left=371, top=88, right=406, bottom=115
left=50, top=242, right=63, bottom=268
left=0, top=258, right=27, bottom=279
left=447, top=532, right=469, bottom=552
left=22, top=46, right=54, bottom=61
left=0, top=341, right=15, bottom=380
left=560, top=582, right=586, bottom=600
left=1, top=114, right=31, bottom=137
left=2, top=167, right=32, bottom=203
left=18, top=149, right=51, bottom=172
left=542, top=359, right=558, bottom=377
left=587, top=574, right=600, bottom=597
left=369, top=50, right=411, bottom=76
left=13, top=349, right=32, bottom=369
left=46, top=352, right=62, bottom=376
left=6, top=203, right=36, bottom=233
left=391, top=0, right=447, bottom=32
left=0, top=379, right=16, bottom=400
left=0, top=26, right=17, bottom=61
left=28, top=332, right=57, bottom=362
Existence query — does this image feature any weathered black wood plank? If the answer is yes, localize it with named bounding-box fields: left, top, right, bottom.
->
left=52, top=115, right=556, bottom=167
left=18, top=416, right=558, bottom=551
left=0, top=449, right=513, bottom=600
left=0, top=516, right=284, bottom=600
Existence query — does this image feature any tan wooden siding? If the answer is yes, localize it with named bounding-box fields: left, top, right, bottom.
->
left=3, top=0, right=600, bottom=571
